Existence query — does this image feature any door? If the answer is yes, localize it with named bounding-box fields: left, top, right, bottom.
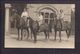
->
left=39, top=8, right=56, bottom=24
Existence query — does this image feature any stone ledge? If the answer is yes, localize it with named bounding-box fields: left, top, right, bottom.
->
left=5, top=4, right=11, bottom=8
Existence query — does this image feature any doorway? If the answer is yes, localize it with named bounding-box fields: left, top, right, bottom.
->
left=39, top=7, right=56, bottom=24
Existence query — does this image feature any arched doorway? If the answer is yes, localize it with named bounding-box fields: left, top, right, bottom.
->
left=39, top=7, right=57, bottom=24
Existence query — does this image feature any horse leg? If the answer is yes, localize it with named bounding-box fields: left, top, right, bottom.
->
left=66, top=28, right=71, bottom=39
left=68, top=28, right=71, bottom=38
left=33, top=31, right=37, bottom=43
left=50, top=25, right=52, bottom=33
left=44, top=31, right=47, bottom=40
left=47, top=31, right=49, bottom=39
left=21, top=29, right=23, bottom=40
left=59, top=29, right=61, bottom=42
left=17, top=28, right=19, bottom=40
left=54, top=29, right=57, bottom=41
left=26, top=28, right=29, bottom=39
left=30, top=31, right=32, bottom=39
left=66, top=30, right=68, bottom=39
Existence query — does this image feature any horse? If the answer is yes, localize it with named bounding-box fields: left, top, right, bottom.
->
left=27, top=17, right=50, bottom=41
left=38, top=22, right=50, bottom=40
left=26, top=18, right=50, bottom=41
left=10, top=13, right=22, bottom=40
left=26, top=17, right=39, bottom=43
left=15, top=15, right=23, bottom=40
left=63, top=21, right=71, bottom=38
left=14, top=14, right=29, bottom=40
left=51, top=18, right=71, bottom=41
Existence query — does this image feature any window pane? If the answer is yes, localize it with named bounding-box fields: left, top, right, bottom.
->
left=50, top=13, right=54, bottom=18
left=45, top=13, right=49, bottom=18
left=40, top=12, right=44, bottom=16
left=45, top=19, right=48, bottom=23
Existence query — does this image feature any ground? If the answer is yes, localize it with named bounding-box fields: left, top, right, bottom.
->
left=4, top=31, right=75, bottom=48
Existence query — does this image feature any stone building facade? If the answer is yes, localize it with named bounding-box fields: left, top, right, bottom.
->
left=27, top=4, right=72, bottom=21
left=5, top=4, right=75, bottom=35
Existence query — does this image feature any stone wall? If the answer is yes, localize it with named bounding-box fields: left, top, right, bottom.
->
left=27, top=4, right=73, bottom=22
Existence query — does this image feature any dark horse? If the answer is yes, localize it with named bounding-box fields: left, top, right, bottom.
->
left=15, top=15, right=29, bottom=40
left=52, top=18, right=71, bottom=41
left=11, top=13, right=22, bottom=40
left=16, top=16, right=39, bottom=43
left=25, top=17, right=50, bottom=42
left=27, top=17, right=39, bottom=43
left=39, top=22, right=50, bottom=39
left=26, top=17, right=50, bottom=42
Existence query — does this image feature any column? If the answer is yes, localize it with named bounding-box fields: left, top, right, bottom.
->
left=71, top=4, right=75, bottom=35
left=5, top=4, right=11, bottom=35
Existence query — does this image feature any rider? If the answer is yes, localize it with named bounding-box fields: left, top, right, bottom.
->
left=38, top=13, right=44, bottom=26
left=37, top=13, right=44, bottom=32
left=58, top=9, right=65, bottom=29
left=59, top=9, right=64, bottom=22
left=21, top=8, right=29, bottom=22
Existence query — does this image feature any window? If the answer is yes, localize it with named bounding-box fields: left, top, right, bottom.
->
left=40, top=12, right=44, bottom=16
left=40, top=8, right=56, bottom=24
left=50, top=13, right=54, bottom=18
left=45, top=19, right=48, bottom=24
left=45, top=13, right=49, bottom=18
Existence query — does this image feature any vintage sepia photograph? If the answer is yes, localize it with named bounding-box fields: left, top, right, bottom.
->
left=4, top=3, right=75, bottom=48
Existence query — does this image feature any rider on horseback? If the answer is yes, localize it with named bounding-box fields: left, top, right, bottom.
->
left=38, top=13, right=44, bottom=26
left=21, top=8, right=29, bottom=22
left=38, top=13, right=44, bottom=32
left=58, top=9, right=65, bottom=29
left=21, top=8, right=29, bottom=28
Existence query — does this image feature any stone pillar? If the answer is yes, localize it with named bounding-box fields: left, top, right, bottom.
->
left=5, top=4, right=11, bottom=35
left=71, top=4, right=75, bottom=35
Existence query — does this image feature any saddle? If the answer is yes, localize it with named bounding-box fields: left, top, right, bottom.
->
left=19, top=17, right=27, bottom=28
left=39, top=23, right=49, bottom=31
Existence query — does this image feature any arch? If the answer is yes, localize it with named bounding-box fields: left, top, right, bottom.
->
left=39, top=7, right=56, bottom=13
left=36, top=5, right=58, bottom=24
left=36, top=5, right=58, bottom=14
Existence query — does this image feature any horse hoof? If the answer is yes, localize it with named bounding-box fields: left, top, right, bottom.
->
left=27, top=37, right=28, bottom=38
left=34, top=41, right=37, bottom=43
left=31, top=37, right=32, bottom=39
left=67, top=36, right=69, bottom=40
left=59, top=40, right=62, bottom=42
left=17, top=38, right=19, bottom=40
left=53, top=39, right=56, bottom=41
left=45, top=38, right=47, bottom=40
left=67, top=38, right=69, bottom=40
